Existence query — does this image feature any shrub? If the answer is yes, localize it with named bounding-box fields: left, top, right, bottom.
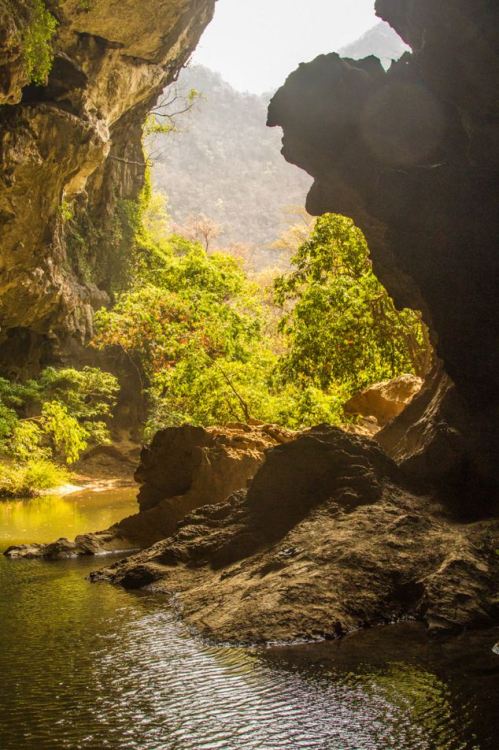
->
left=0, top=459, right=70, bottom=498
left=0, top=367, right=119, bottom=465
left=23, top=0, right=58, bottom=86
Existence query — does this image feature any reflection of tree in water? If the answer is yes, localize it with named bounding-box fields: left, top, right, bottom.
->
left=0, top=488, right=137, bottom=547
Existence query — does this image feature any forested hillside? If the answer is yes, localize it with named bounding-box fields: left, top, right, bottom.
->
left=149, top=65, right=312, bottom=265
left=149, top=22, right=408, bottom=265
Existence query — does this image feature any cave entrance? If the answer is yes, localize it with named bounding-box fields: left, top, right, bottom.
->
left=134, top=0, right=430, bottom=435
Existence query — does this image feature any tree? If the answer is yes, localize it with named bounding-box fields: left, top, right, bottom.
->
left=272, top=205, right=315, bottom=261
left=93, top=233, right=276, bottom=431
left=0, top=367, right=119, bottom=465
left=175, top=214, right=223, bottom=252
left=274, top=213, right=431, bottom=394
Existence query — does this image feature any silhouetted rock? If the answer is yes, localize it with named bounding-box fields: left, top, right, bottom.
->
left=268, top=0, right=499, bottom=509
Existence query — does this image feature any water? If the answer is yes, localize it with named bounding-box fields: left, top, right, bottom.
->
left=0, top=486, right=138, bottom=548
left=0, top=489, right=498, bottom=750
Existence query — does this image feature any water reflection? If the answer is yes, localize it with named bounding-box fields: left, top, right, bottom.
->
left=0, top=486, right=138, bottom=547
left=0, top=490, right=497, bottom=749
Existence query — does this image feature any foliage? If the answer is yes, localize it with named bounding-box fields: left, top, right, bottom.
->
left=23, top=0, right=58, bottom=86
left=59, top=199, right=74, bottom=222
left=0, top=459, right=70, bottom=498
left=0, top=367, right=119, bottom=467
left=274, top=214, right=430, bottom=394
left=39, top=402, right=89, bottom=465
left=93, top=216, right=274, bottom=429
left=63, top=195, right=135, bottom=292
left=93, top=191, right=431, bottom=433
left=145, top=86, right=199, bottom=139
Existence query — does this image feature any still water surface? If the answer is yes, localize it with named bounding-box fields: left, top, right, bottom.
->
left=0, top=489, right=498, bottom=750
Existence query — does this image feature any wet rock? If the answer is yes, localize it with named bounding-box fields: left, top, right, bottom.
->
left=4, top=531, right=136, bottom=560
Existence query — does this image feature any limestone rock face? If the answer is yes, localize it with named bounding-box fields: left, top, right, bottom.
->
left=0, top=1, right=31, bottom=104
left=344, top=374, right=422, bottom=427
left=267, top=0, right=499, bottom=499
left=0, top=0, right=215, bottom=367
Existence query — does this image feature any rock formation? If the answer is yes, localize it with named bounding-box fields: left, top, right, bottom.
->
left=344, top=373, right=422, bottom=427
left=268, top=0, right=499, bottom=508
left=94, top=425, right=499, bottom=642
left=117, top=423, right=292, bottom=546
left=0, top=0, right=215, bottom=373
left=5, top=423, right=291, bottom=557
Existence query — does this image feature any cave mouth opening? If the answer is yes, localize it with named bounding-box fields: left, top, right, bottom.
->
left=0, top=0, right=441, bottom=503
left=133, top=0, right=431, bottom=437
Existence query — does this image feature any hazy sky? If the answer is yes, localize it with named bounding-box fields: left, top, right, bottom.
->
left=193, top=0, right=378, bottom=93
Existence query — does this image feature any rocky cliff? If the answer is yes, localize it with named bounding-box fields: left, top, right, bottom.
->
left=267, top=0, right=499, bottom=508
left=0, top=0, right=215, bottom=373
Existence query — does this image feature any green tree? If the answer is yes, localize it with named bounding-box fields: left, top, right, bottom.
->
left=0, top=367, right=119, bottom=465
left=93, top=236, right=275, bottom=431
left=274, top=213, right=430, bottom=394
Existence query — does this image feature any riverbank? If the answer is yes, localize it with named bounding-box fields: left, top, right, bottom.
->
left=93, top=426, right=499, bottom=643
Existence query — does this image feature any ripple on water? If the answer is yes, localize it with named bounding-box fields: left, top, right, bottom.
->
left=0, top=490, right=497, bottom=750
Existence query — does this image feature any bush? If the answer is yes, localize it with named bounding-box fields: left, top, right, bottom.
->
left=0, top=366, right=119, bottom=465
left=0, top=459, right=70, bottom=498
left=23, top=0, right=58, bottom=85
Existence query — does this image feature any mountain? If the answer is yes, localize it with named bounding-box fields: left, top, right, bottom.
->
left=339, top=21, right=410, bottom=68
left=149, top=65, right=312, bottom=265
left=149, top=26, right=409, bottom=265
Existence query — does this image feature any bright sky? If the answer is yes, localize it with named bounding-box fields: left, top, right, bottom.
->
left=193, top=0, right=378, bottom=93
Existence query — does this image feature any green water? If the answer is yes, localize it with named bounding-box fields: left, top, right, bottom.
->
left=1, top=489, right=498, bottom=749
left=0, top=486, right=138, bottom=548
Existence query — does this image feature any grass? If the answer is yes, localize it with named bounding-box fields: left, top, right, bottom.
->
left=0, top=459, right=70, bottom=498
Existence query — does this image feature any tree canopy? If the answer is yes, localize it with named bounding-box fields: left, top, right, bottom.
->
left=93, top=195, right=430, bottom=435
left=274, top=213, right=430, bottom=393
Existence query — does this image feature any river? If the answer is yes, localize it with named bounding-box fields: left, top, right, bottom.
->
left=0, top=488, right=498, bottom=749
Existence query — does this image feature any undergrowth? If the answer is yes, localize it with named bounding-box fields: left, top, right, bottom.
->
left=0, top=459, right=70, bottom=498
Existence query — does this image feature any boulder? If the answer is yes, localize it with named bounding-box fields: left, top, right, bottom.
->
left=117, top=423, right=293, bottom=545
left=344, top=374, right=423, bottom=427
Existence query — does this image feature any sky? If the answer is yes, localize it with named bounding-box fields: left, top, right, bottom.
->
left=193, top=0, right=379, bottom=93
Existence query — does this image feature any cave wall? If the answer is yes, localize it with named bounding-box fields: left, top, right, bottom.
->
left=268, top=0, right=499, bottom=494
left=0, top=0, right=215, bottom=373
